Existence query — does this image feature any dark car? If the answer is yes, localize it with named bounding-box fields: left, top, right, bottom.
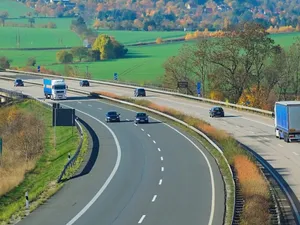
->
left=134, top=88, right=146, bottom=97
left=209, top=106, right=225, bottom=117
left=106, top=111, right=120, bottom=122
left=80, top=80, right=90, bottom=87
left=135, top=112, right=149, bottom=124
left=14, top=79, right=24, bottom=87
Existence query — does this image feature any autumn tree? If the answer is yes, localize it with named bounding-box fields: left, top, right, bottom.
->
left=0, top=57, right=11, bottom=69
left=0, top=11, right=9, bottom=27
left=93, top=19, right=101, bottom=30
left=56, top=50, right=73, bottom=64
left=92, top=34, right=128, bottom=60
left=70, top=47, right=89, bottom=62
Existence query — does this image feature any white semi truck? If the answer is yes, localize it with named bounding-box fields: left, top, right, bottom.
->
left=43, top=79, right=67, bottom=100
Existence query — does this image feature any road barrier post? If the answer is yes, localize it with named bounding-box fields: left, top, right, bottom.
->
left=25, top=191, right=29, bottom=210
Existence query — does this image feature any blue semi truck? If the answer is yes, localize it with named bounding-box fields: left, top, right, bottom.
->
left=43, top=79, right=67, bottom=100
left=274, top=101, right=300, bottom=142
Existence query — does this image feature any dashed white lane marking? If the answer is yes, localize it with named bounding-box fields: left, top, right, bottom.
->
left=151, top=195, right=157, bottom=202
left=293, top=152, right=299, bottom=156
left=264, top=137, right=269, bottom=140
left=138, top=215, right=146, bottom=224
left=278, top=144, right=283, bottom=147
left=78, top=101, right=82, bottom=104
left=160, top=156, right=164, bottom=161
left=161, top=167, right=164, bottom=172
left=159, top=179, right=162, bottom=185
left=98, top=108, right=102, bottom=110
left=126, top=119, right=129, bottom=121
left=250, top=131, right=255, bottom=134
left=134, top=123, right=137, bottom=126
left=153, top=140, right=156, bottom=144
left=88, top=104, right=92, bottom=107
left=147, top=134, right=151, bottom=137
left=157, top=148, right=161, bottom=152
left=141, top=128, right=144, bottom=131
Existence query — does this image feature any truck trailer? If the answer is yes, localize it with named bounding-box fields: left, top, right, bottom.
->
left=43, top=79, right=67, bottom=100
left=274, top=101, right=300, bottom=142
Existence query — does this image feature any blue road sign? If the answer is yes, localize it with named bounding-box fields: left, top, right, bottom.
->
left=114, top=72, right=118, bottom=81
left=197, top=82, right=201, bottom=95
left=37, top=65, right=40, bottom=72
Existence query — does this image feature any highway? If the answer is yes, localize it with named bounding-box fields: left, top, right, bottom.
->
left=4, top=71, right=299, bottom=204
left=1, top=80, right=225, bottom=225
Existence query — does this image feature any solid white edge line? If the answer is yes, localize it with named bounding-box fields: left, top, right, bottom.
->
left=62, top=105, right=122, bottom=225
left=71, top=99, right=215, bottom=225
left=138, top=215, right=146, bottom=224
left=152, top=195, right=157, bottom=202
left=164, top=123, right=215, bottom=225
left=159, top=179, right=162, bottom=185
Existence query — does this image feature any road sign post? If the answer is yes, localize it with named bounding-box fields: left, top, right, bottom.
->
left=197, top=82, right=201, bottom=97
left=114, top=73, right=118, bottom=81
left=37, top=65, right=40, bottom=73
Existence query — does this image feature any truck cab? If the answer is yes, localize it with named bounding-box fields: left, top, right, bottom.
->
left=44, top=79, right=67, bottom=100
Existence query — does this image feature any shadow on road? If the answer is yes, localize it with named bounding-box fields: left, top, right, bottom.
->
left=61, top=118, right=99, bottom=182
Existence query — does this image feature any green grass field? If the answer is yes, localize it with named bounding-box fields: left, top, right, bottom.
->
left=97, top=30, right=186, bottom=45
left=0, top=27, right=81, bottom=48
left=0, top=99, right=88, bottom=223
left=6, top=17, right=74, bottom=29
left=0, top=0, right=33, bottom=18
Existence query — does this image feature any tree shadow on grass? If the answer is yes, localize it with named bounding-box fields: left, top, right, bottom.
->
left=124, top=53, right=151, bottom=59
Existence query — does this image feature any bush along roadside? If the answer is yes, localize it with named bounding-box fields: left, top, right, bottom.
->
left=0, top=99, right=88, bottom=225
left=97, top=91, right=272, bottom=225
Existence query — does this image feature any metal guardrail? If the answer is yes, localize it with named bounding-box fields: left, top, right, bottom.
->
left=57, top=119, right=83, bottom=183
left=5, top=69, right=273, bottom=116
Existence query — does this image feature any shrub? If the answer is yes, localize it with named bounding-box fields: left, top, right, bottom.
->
left=27, top=57, right=36, bottom=67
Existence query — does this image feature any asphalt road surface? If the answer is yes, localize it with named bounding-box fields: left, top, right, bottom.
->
left=3, top=71, right=299, bottom=203
left=1, top=81, right=225, bottom=225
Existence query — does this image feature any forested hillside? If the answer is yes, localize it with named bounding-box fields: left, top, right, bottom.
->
left=13, top=0, right=300, bottom=31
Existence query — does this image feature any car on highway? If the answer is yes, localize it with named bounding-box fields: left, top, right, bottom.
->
left=135, top=112, right=149, bottom=124
left=105, top=111, right=121, bottom=122
left=80, top=80, right=90, bottom=87
left=209, top=106, right=225, bottom=117
left=134, top=88, right=146, bottom=97
left=14, top=79, right=24, bottom=87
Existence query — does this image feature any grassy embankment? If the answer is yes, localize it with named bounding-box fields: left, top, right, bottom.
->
left=0, top=99, right=88, bottom=224
left=97, top=91, right=271, bottom=225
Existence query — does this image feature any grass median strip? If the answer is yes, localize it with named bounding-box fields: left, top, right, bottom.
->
left=0, top=99, right=88, bottom=224
left=97, top=91, right=271, bottom=225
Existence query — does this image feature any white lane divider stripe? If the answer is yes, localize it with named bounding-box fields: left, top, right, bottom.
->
left=161, top=167, right=164, bottom=172
left=157, top=148, right=161, bottom=152
left=138, top=215, right=146, bottom=224
left=293, top=152, right=299, bottom=156
left=152, top=195, right=157, bottom=202
left=141, top=128, right=144, bottom=131
left=98, top=108, right=102, bottom=110
left=160, top=156, right=163, bottom=161
left=78, top=101, right=82, bottom=104
left=147, top=134, right=151, bottom=137
left=88, top=104, right=92, bottom=107
left=159, top=179, right=162, bottom=185
left=62, top=105, right=122, bottom=225
left=153, top=140, right=156, bottom=144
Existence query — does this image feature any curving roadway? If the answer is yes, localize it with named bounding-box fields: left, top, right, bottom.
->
left=2, top=71, right=299, bottom=204
left=1, top=80, right=225, bottom=225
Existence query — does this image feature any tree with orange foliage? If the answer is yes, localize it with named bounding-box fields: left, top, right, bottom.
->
left=93, top=19, right=101, bottom=30
left=156, top=37, right=163, bottom=44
